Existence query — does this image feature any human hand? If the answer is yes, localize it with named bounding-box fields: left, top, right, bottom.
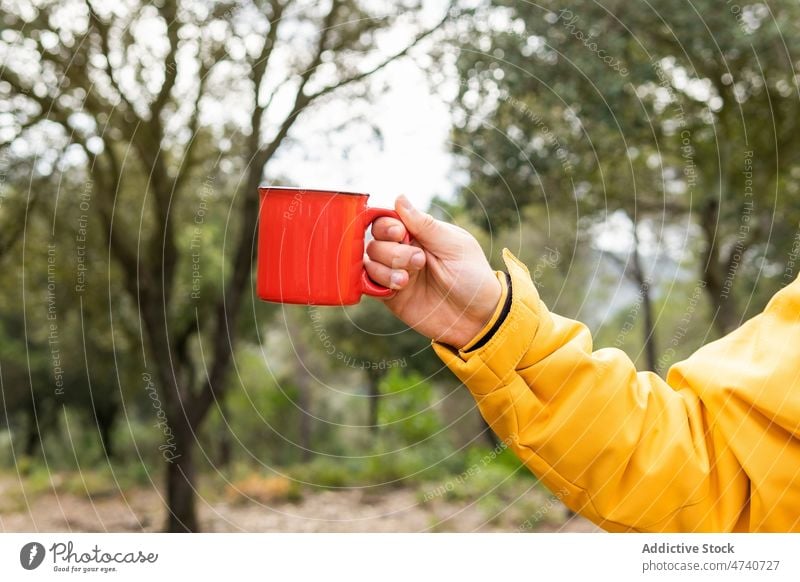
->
left=365, top=196, right=502, bottom=349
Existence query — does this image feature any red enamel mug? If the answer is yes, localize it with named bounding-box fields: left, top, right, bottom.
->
left=256, top=187, right=409, bottom=305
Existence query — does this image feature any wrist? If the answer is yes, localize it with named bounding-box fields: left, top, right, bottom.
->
left=448, top=273, right=505, bottom=350
left=462, top=271, right=512, bottom=352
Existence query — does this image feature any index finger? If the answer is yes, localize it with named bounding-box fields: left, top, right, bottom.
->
left=371, top=216, right=407, bottom=242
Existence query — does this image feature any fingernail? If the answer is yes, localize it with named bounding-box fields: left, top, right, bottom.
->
left=388, top=226, right=402, bottom=240
left=410, top=251, right=425, bottom=269
left=390, top=271, right=404, bottom=289
left=397, top=195, right=413, bottom=212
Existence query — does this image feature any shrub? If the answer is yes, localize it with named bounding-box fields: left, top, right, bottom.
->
left=378, top=369, right=442, bottom=445
left=225, top=474, right=301, bottom=505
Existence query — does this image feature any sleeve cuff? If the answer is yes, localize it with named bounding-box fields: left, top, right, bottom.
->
left=460, top=270, right=511, bottom=352
left=432, top=249, right=543, bottom=394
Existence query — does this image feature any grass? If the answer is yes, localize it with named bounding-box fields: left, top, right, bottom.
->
left=285, top=443, right=469, bottom=491
left=0, top=434, right=570, bottom=533
left=0, top=462, right=571, bottom=533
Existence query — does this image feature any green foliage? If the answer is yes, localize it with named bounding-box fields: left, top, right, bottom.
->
left=463, top=443, right=529, bottom=475
left=453, top=0, right=800, bottom=335
left=417, top=442, right=562, bottom=529
left=594, top=265, right=716, bottom=371
left=377, top=369, right=442, bottom=445
left=201, top=344, right=310, bottom=466
left=288, top=441, right=463, bottom=491
left=285, top=369, right=456, bottom=489
left=5, top=0, right=797, bottom=533
left=0, top=0, right=447, bottom=531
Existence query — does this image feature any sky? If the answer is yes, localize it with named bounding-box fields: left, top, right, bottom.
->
left=16, top=1, right=459, bottom=214
left=269, top=60, right=457, bottom=212
left=266, top=18, right=459, bottom=212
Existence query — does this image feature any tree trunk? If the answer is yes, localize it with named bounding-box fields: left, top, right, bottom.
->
left=98, top=415, right=114, bottom=459
left=218, top=436, right=232, bottom=470
left=140, top=303, right=202, bottom=533
left=366, top=370, right=381, bottom=434
left=701, top=275, right=739, bottom=336
left=630, top=226, right=658, bottom=371
left=164, top=419, right=198, bottom=533
left=217, top=400, right=232, bottom=469
left=480, top=416, right=501, bottom=448
left=23, top=410, right=40, bottom=459
left=298, top=382, right=312, bottom=462
left=640, top=283, right=657, bottom=371
left=95, top=403, right=118, bottom=459
left=699, top=199, right=739, bottom=336
left=284, top=311, right=314, bottom=461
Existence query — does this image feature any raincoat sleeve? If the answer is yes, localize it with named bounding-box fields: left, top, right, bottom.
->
left=433, top=249, right=800, bottom=532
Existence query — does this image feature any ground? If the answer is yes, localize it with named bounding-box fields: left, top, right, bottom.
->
left=0, top=474, right=600, bottom=533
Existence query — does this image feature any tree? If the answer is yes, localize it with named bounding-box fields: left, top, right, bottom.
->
left=312, top=297, right=441, bottom=433
left=1, top=0, right=456, bottom=531
left=452, top=0, right=800, bottom=336
left=0, top=157, right=138, bottom=471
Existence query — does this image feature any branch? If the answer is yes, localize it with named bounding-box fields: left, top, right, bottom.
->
left=250, top=0, right=286, bottom=85
left=0, top=116, right=42, bottom=149
left=2, top=73, right=142, bottom=299
left=3, top=6, right=113, bottom=126
left=0, top=68, right=75, bottom=130
left=724, top=207, right=764, bottom=274
left=603, top=246, right=648, bottom=289
left=189, top=0, right=343, bottom=424
left=250, top=0, right=345, bottom=166
left=93, top=144, right=142, bottom=294
left=151, top=0, right=181, bottom=118
left=258, top=75, right=293, bottom=117
left=604, top=248, right=631, bottom=275
left=0, top=191, right=39, bottom=261
left=306, top=2, right=455, bottom=103
left=36, top=46, right=139, bottom=144
left=172, top=59, right=212, bottom=195
left=189, top=1, right=458, bottom=424
left=85, top=0, right=139, bottom=119
left=247, top=0, right=288, bottom=152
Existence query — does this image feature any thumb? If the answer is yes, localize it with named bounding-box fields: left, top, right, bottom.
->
left=395, top=195, right=445, bottom=248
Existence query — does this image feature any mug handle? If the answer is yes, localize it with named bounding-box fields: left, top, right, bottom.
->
left=361, top=207, right=412, bottom=298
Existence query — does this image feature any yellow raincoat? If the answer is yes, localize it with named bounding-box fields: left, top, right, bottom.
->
left=434, top=250, right=800, bottom=532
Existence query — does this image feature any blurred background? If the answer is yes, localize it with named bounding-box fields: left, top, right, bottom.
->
left=0, top=0, right=798, bottom=532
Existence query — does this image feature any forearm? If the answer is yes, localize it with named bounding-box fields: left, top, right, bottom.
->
left=433, top=249, right=749, bottom=532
